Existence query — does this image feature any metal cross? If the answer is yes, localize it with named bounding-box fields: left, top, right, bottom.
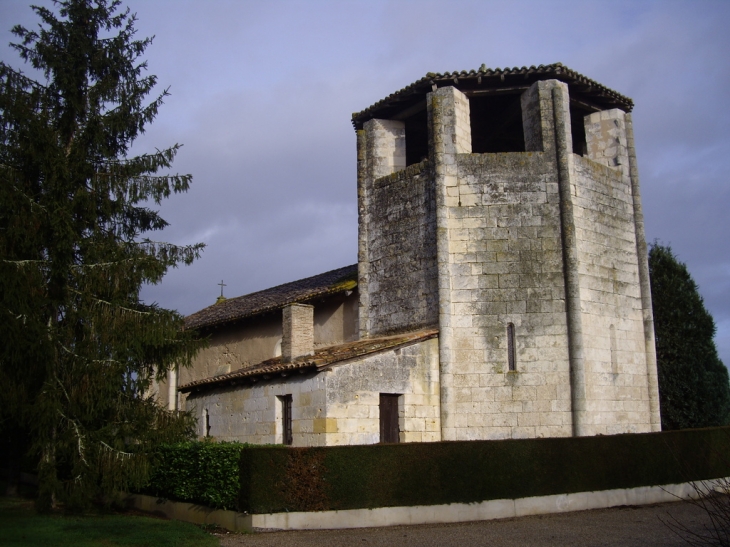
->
left=218, top=280, right=227, bottom=298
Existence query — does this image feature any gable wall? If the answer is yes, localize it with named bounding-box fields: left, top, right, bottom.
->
left=181, top=313, right=283, bottom=388
left=313, top=291, right=359, bottom=347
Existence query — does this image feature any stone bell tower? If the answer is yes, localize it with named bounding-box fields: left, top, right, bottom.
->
left=353, top=64, right=661, bottom=440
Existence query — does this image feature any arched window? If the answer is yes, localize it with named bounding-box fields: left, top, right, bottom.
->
left=507, top=323, right=516, bottom=372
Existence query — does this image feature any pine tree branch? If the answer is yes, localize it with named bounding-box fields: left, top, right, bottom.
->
left=58, top=409, right=88, bottom=467
left=99, top=441, right=133, bottom=459
left=0, top=62, right=51, bottom=92
left=59, top=342, right=121, bottom=365
left=91, top=297, right=153, bottom=317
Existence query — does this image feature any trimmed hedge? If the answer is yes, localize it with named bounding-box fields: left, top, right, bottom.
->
left=239, top=426, right=730, bottom=514
left=145, top=441, right=247, bottom=510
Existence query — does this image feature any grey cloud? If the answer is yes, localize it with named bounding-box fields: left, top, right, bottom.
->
left=2, top=0, right=728, bottom=367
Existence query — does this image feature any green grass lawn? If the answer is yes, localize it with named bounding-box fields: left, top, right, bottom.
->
left=0, top=497, right=220, bottom=547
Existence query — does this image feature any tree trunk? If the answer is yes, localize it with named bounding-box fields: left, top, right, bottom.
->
left=36, top=429, right=57, bottom=512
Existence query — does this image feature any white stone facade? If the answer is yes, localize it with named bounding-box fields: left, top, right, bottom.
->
left=185, top=337, right=440, bottom=446
left=356, top=78, right=660, bottom=441
left=180, top=68, right=660, bottom=446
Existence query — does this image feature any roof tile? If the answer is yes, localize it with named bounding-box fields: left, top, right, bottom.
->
left=179, top=328, right=438, bottom=393
left=185, top=264, right=357, bottom=331
left=352, top=63, right=633, bottom=129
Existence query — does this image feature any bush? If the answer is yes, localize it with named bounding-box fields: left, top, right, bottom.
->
left=144, top=441, right=247, bottom=510
left=649, top=243, right=730, bottom=429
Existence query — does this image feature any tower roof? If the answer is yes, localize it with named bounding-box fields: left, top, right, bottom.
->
left=351, top=63, right=633, bottom=130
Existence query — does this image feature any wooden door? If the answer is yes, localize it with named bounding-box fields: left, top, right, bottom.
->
left=379, top=394, right=400, bottom=443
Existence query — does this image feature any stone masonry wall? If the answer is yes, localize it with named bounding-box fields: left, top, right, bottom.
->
left=184, top=337, right=441, bottom=446
left=369, top=81, right=655, bottom=441
left=358, top=115, right=439, bottom=338
left=573, top=120, right=652, bottom=434
left=431, top=84, right=572, bottom=440
left=363, top=161, right=438, bottom=335
left=323, top=337, right=441, bottom=444
left=172, top=294, right=359, bottom=413
left=443, top=152, right=572, bottom=439
left=185, top=372, right=328, bottom=447
left=313, top=291, right=359, bottom=348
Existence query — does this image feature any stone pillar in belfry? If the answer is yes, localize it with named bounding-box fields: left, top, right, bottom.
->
left=282, top=303, right=314, bottom=362
left=521, top=80, right=558, bottom=155
left=364, top=118, right=406, bottom=179
left=428, top=85, right=471, bottom=441
left=584, top=109, right=630, bottom=179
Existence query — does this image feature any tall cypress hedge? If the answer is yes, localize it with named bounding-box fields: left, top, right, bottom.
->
left=649, top=244, right=730, bottom=430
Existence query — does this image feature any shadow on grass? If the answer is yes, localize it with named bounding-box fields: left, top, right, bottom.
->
left=0, top=496, right=219, bottom=547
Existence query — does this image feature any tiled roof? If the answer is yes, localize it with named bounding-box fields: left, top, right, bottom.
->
left=185, top=264, right=358, bottom=331
left=178, top=328, right=438, bottom=393
left=352, top=63, right=633, bottom=130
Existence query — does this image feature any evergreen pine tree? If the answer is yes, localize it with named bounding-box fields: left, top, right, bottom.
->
left=0, top=0, right=205, bottom=510
left=649, top=243, right=730, bottom=430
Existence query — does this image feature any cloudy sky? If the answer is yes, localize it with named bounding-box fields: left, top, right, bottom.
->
left=2, top=0, right=729, bottom=365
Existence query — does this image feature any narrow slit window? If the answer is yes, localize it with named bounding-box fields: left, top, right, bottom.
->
left=507, top=323, right=516, bottom=372
left=203, top=408, right=211, bottom=437
left=610, top=325, right=618, bottom=375
left=279, top=395, right=293, bottom=446
left=379, top=394, right=400, bottom=444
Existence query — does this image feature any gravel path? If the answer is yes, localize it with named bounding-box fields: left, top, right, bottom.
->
left=216, top=501, right=713, bottom=547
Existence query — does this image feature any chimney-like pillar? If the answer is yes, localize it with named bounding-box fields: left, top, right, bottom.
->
left=282, top=303, right=314, bottom=362
left=363, top=118, right=406, bottom=180
left=584, top=109, right=630, bottom=179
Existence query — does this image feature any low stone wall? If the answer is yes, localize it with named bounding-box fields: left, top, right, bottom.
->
left=123, top=493, right=253, bottom=533
left=248, top=480, right=708, bottom=531
left=124, top=480, right=714, bottom=532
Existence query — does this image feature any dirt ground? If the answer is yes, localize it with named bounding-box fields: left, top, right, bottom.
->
left=216, top=500, right=714, bottom=547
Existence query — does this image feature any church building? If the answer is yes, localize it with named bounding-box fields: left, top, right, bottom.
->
left=155, top=63, right=661, bottom=445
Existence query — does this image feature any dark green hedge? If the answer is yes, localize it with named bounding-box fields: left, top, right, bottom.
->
left=145, top=441, right=247, bottom=510
left=239, top=426, right=730, bottom=514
